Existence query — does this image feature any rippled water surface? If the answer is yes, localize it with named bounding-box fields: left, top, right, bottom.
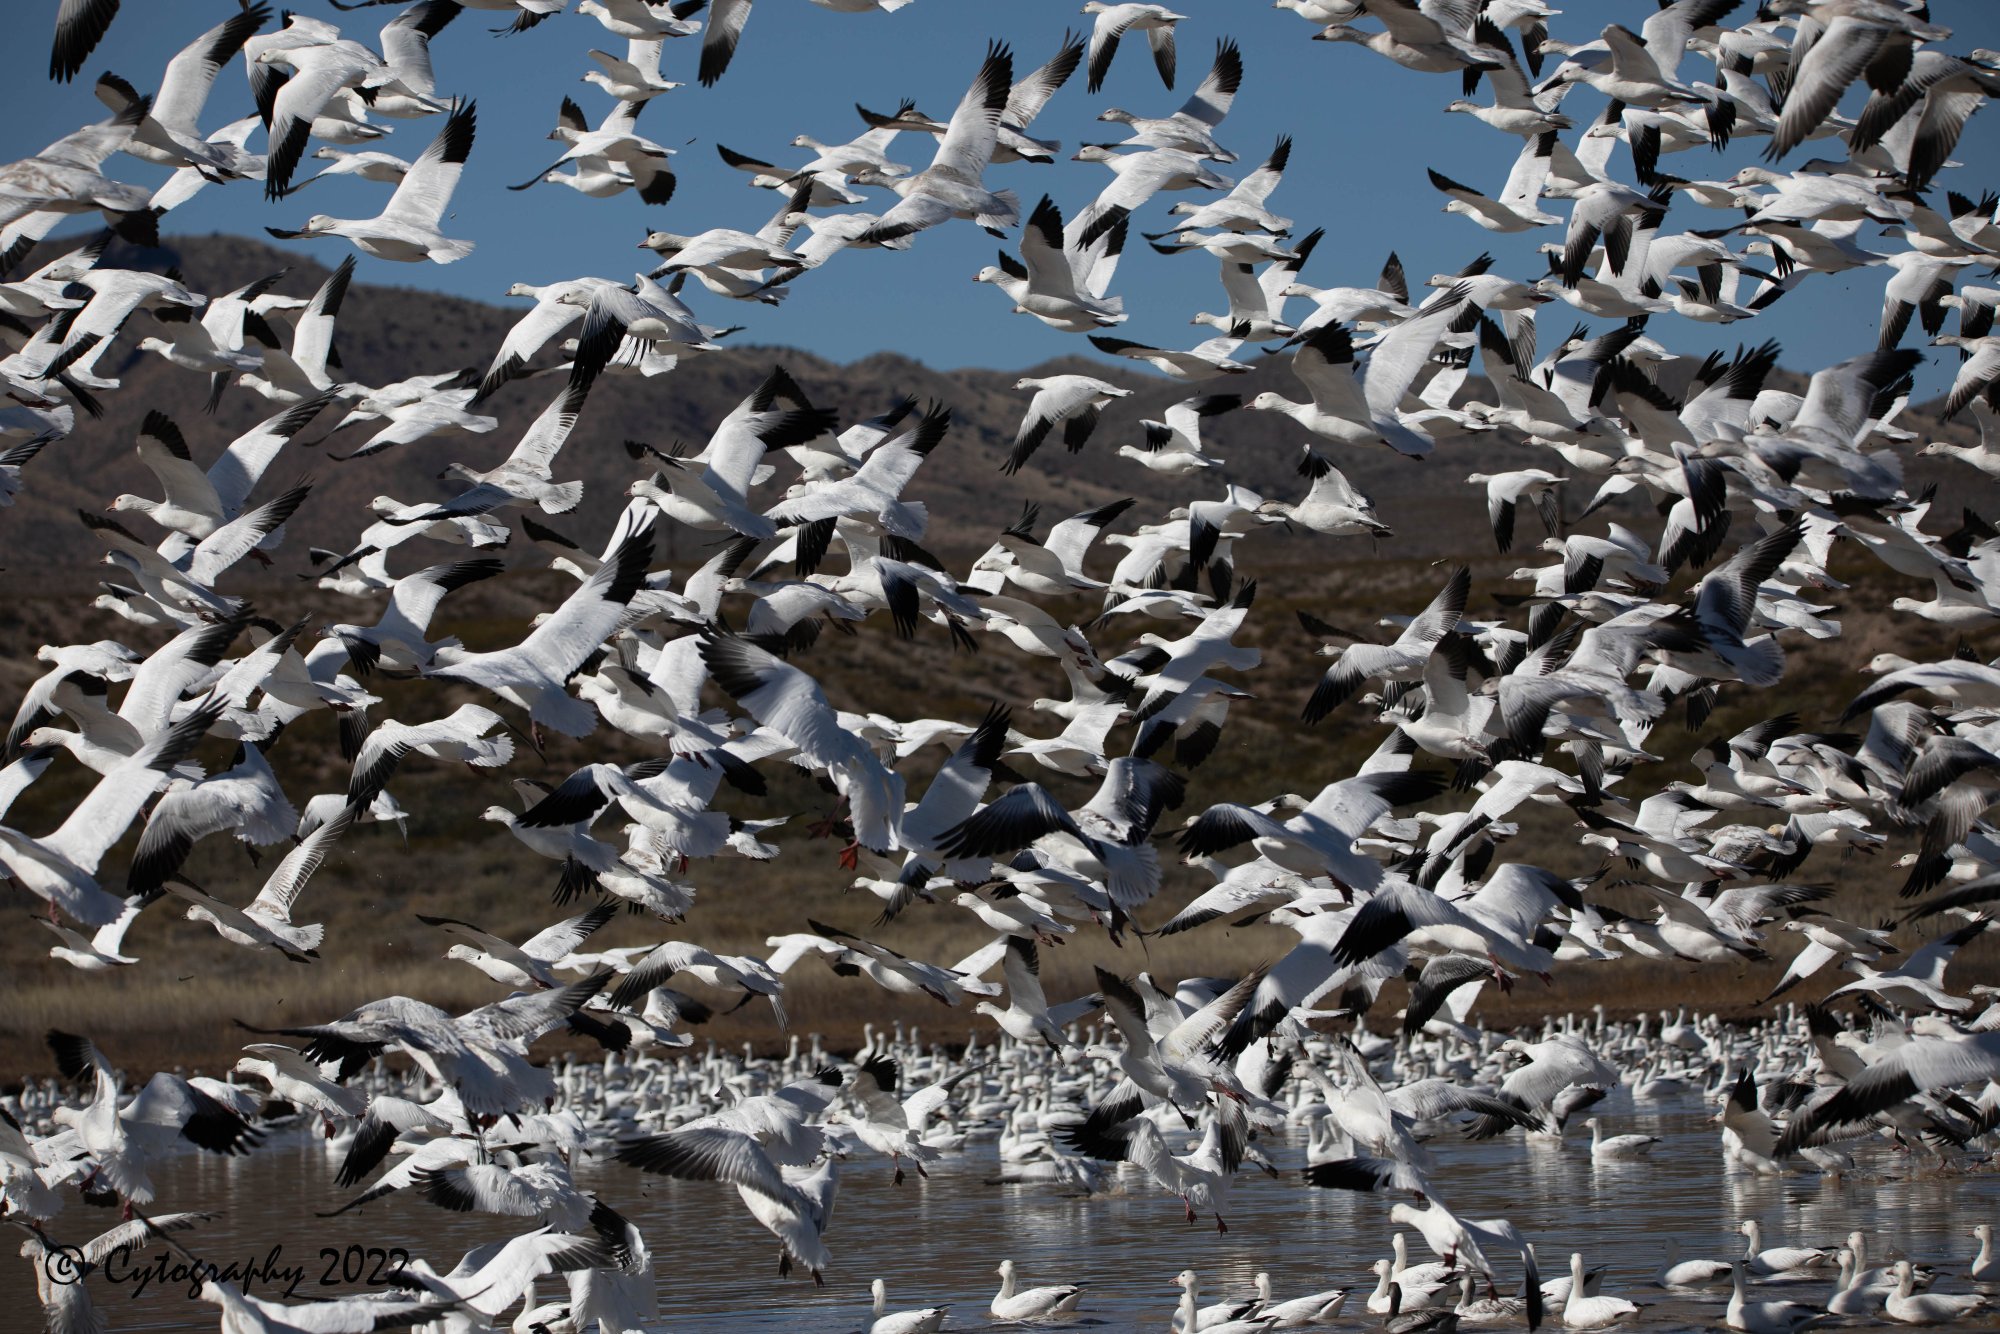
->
left=14, top=1088, right=2000, bottom=1330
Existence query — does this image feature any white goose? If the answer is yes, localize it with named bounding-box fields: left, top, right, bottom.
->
left=1173, top=1269, right=1271, bottom=1333
left=1254, top=1272, right=1346, bottom=1326
left=870, top=1278, right=947, bottom=1334
left=1886, top=1261, right=1988, bottom=1326
left=991, top=1259, right=1084, bottom=1320
left=1559, top=1253, right=1640, bottom=1329
left=1726, top=1264, right=1825, bottom=1334
left=266, top=102, right=478, bottom=263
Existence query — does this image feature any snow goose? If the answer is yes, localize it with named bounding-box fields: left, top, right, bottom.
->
left=239, top=257, right=354, bottom=404
left=422, top=903, right=618, bottom=989
left=2, top=694, right=222, bottom=926
left=839, top=1054, right=943, bottom=1183
left=1558, top=1254, right=1639, bottom=1328
left=1100, top=37, right=1240, bottom=160
left=975, top=935, right=1104, bottom=1046
left=1725, top=1264, right=1822, bottom=1334
left=1329, top=863, right=1580, bottom=977
left=855, top=43, right=1018, bottom=241
left=939, top=754, right=1183, bottom=910
left=1971, top=1225, right=2000, bottom=1283
left=15, top=1213, right=221, bottom=1334
left=1246, top=287, right=1471, bottom=457
left=1172, top=1270, right=1271, bottom=1332
left=1090, top=332, right=1250, bottom=380
left=1366, top=1259, right=1451, bottom=1314
left=871, top=1279, right=947, bottom=1334
left=1117, top=394, right=1238, bottom=474
left=1258, top=448, right=1390, bottom=537
left=1737, top=1221, right=1829, bottom=1277
left=267, top=101, right=477, bottom=261
left=1166, top=135, right=1294, bottom=237
left=1389, top=1200, right=1540, bottom=1328
left=1427, top=131, right=1561, bottom=232
left=321, top=559, right=503, bottom=674
left=398, top=1227, right=627, bottom=1320
left=166, top=802, right=355, bottom=961
left=700, top=633, right=903, bottom=853
left=1071, top=145, right=1233, bottom=230
left=428, top=505, right=656, bottom=739
left=1826, top=1249, right=1882, bottom=1318
left=1068, top=1102, right=1245, bottom=1230
left=45, top=1031, right=261, bottom=1206
left=606, top=939, right=787, bottom=1023
left=1583, top=1117, right=1659, bottom=1160
left=1764, top=0, right=1949, bottom=160
left=585, top=38, right=681, bottom=100
left=1179, top=769, right=1442, bottom=892
left=978, top=195, right=1128, bottom=331
left=246, top=976, right=605, bottom=1117
left=1885, top=1261, right=1986, bottom=1326
left=991, top=1259, right=1084, bottom=1320
left=1253, top=1272, right=1345, bottom=1326
left=231, top=1044, right=367, bottom=1130
left=1006, top=374, right=1132, bottom=473
left=390, top=384, right=589, bottom=523
left=252, top=26, right=391, bottom=199
left=1300, top=567, right=1468, bottom=720
left=1657, top=1238, right=1731, bottom=1288
left=1083, top=2, right=1182, bottom=91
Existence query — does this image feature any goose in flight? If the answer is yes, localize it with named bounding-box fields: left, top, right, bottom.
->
left=243, top=974, right=608, bottom=1117
left=3, top=695, right=223, bottom=925
left=1099, top=37, right=1241, bottom=160
left=513, top=98, right=676, bottom=204
left=423, top=902, right=618, bottom=990
left=386, top=377, right=590, bottom=522
left=1006, top=374, right=1132, bottom=473
left=1179, top=770, right=1444, bottom=891
left=700, top=633, right=905, bottom=854
left=974, top=935, right=1104, bottom=1046
left=977, top=195, right=1128, bottom=331
left=166, top=802, right=357, bottom=962
left=940, top=755, right=1185, bottom=911
left=427, top=505, right=657, bottom=739
left=268, top=102, right=478, bottom=262
left=44, top=1030, right=261, bottom=1206
left=1246, top=287, right=1473, bottom=457
left=1084, top=2, right=1184, bottom=93
left=1300, top=566, right=1470, bottom=721
left=856, top=43, right=1018, bottom=242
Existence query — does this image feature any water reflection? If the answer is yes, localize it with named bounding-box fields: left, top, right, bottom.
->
left=13, top=1086, right=2000, bottom=1331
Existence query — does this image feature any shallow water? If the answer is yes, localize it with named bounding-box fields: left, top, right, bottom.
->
left=15, top=1086, right=2000, bottom=1330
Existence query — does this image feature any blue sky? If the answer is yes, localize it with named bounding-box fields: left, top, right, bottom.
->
left=8, top=0, right=2000, bottom=398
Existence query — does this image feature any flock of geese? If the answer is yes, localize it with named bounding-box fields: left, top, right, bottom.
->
left=11, top=0, right=2000, bottom=1329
